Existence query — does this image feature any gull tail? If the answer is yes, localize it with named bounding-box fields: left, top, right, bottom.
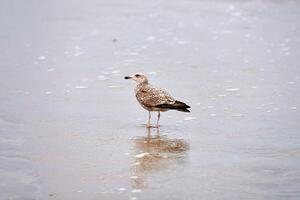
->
left=156, top=100, right=191, bottom=112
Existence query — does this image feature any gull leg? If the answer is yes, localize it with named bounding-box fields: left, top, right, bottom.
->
left=156, top=111, right=160, bottom=128
left=147, top=111, right=151, bottom=128
left=147, top=127, right=151, bottom=137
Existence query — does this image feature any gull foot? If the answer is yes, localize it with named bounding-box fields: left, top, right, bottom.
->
left=146, top=124, right=159, bottom=128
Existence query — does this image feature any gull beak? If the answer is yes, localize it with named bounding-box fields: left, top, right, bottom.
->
left=124, top=76, right=131, bottom=80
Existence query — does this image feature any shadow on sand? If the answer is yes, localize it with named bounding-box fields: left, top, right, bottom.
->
left=130, top=128, right=189, bottom=190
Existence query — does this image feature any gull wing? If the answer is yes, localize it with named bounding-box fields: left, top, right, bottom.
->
left=136, top=86, right=175, bottom=108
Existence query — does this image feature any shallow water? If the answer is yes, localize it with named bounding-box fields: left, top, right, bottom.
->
left=0, top=0, right=300, bottom=199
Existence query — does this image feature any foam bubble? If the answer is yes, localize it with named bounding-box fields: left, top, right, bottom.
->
left=146, top=36, right=156, bottom=41
left=131, top=189, right=142, bottom=193
left=38, top=56, right=46, bottom=60
left=73, top=52, right=85, bottom=57
left=184, top=117, right=196, bottom=121
left=75, top=85, right=87, bottom=89
left=226, top=88, right=240, bottom=92
left=47, top=68, right=56, bottom=72
left=232, top=114, right=244, bottom=117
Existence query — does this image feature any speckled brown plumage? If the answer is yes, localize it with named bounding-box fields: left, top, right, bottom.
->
left=135, top=83, right=176, bottom=111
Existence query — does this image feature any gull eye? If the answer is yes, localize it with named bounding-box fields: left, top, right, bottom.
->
left=135, top=74, right=140, bottom=77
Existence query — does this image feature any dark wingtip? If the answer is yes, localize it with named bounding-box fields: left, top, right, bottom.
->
left=177, top=108, right=190, bottom=113
left=174, top=100, right=191, bottom=109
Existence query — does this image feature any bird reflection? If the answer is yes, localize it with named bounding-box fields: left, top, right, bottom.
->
left=130, top=128, right=189, bottom=190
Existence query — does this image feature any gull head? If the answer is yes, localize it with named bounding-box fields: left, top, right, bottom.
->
left=125, top=73, right=148, bottom=84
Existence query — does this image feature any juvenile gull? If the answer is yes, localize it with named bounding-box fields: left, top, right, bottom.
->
left=125, top=73, right=190, bottom=128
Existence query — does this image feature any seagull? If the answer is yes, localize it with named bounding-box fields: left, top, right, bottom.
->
left=125, top=73, right=190, bottom=128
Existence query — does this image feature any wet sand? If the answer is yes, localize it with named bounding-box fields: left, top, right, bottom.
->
left=0, top=0, right=300, bottom=199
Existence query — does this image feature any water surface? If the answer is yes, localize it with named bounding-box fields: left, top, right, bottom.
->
left=0, top=0, right=300, bottom=199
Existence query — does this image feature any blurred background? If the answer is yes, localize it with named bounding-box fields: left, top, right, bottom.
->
left=0, top=0, right=299, bottom=199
